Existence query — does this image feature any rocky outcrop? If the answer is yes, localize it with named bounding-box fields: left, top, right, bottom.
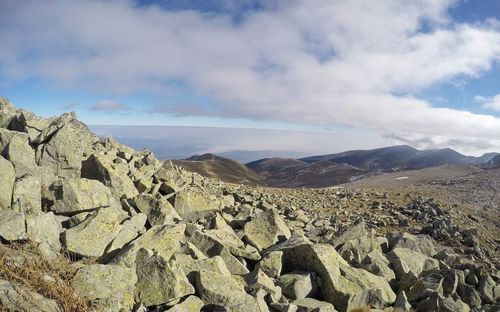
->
left=0, top=99, right=498, bottom=312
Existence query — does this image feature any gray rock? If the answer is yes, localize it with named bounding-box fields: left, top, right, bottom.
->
left=11, top=175, right=41, bottom=215
left=0, top=279, right=62, bottom=312
left=389, top=232, right=436, bottom=257
left=0, top=97, right=17, bottom=127
left=257, top=250, right=283, bottom=278
left=0, top=210, right=26, bottom=241
left=457, top=283, right=482, bottom=308
left=360, top=250, right=395, bottom=282
left=71, top=264, right=137, bottom=312
left=105, top=213, right=147, bottom=257
left=293, top=298, right=337, bottom=312
left=133, top=193, right=181, bottom=226
left=3, top=133, right=37, bottom=178
left=276, top=271, right=318, bottom=300
left=477, top=274, right=499, bottom=304
left=174, top=187, right=222, bottom=221
left=386, top=247, right=439, bottom=280
left=26, top=212, right=62, bottom=259
left=165, top=295, right=204, bottom=311
left=63, top=206, right=128, bottom=258
left=111, top=224, right=186, bottom=268
left=134, top=248, right=194, bottom=307
left=244, top=209, right=292, bottom=251
left=0, top=155, right=15, bottom=209
left=407, top=273, right=443, bottom=303
left=51, top=178, right=114, bottom=215
left=393, top=291, right=412, bottom=311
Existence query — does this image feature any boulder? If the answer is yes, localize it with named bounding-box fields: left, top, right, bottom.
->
left=245, top=269, right=282, bottom=298
left=457, top=283, right=482, bottom=308
left=26, top=212, right=63, bottom=259
left=477, top=274, right=499, bottom=304
left=190, top=229, right=260, bottom=261
left=105, top=213, right=147, bottom=257
left=0, top=210, right=26, bottom=241
left=244, top=209, right=292, bottom=251
left=63, top=207, right=128, bottom=258
left=174, top=187, right=222, bottom=221
left=388, top=232, right=436, bottom=257
left=360, top=250, right=395, bottom=282
left=393, top=291, right=412, bottom=311
left=283, top=243, right=396, bottom=312
left=3, top=133, right=37, bottom=178
left=386, top=248, right=439, bottom=280
left=0, top=279, right=62, bottom=312
left=257, top=250, right=283, bottom=278
left=11, top=175, right=41, bottom=215
left=71, top=264, right=137, bottom=312
left=0, top=155, right=15, bottom=209
left=0, top=97, right=17, bottom=127
left=133, top=193, right=181, bottom=226
left=195, top=269, right=262, bottom=312
left=165, top=296, right=204, bottom=312
left=81, top=154, right=138, bottom=200
left=9, top=110, right=49, bottom=142
left=293, top=298, right=337, bottom=312
left=111, top=223, right=186, bottom=268
left=135, top=248, right=195, bottom=307
left=51, top=178, right=114, bottom=215
left=407, top=273, right=443, bottom=303
left=276, top=271, right=318, bottom=300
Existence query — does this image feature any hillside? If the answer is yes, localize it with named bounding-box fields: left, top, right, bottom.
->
left=0, top=98, right=498, bottom=312
left=172, top=153, right=263, bottom=185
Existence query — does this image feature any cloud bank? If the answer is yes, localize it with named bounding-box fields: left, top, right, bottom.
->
left=1, top=0, right=500, bottom=155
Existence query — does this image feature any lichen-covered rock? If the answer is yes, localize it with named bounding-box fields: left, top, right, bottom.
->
left=293, top=298, right=337, bottom=312
left=3, top=133, right=37, bottom=178
left=195, top=269, right=263, bottom=312
left=71, top=264, right=137, bottom=312
left=165, top=295, right=204, bottom=312
left=26, top=212, right=62, bottom=259
left=9, top=110, right=50, bottom=142
left=386, top=248, right=440, bottom=280
left=105, top=213, right=147, bottom=257
left=0, top=97, right=18, bottom=128
left=135, top=248, right=195, bottom=307
left=276, top=271, right=318, bottom=300
left=81, top=154, right=138, bottom=200
left=0, top=155, right=15, bottom=209
left=111, top=223, right=186, bottom=268
left=244, top=209, right=291, bottom=251
left=283, top=243, right=396, bottom=312
left=360, top=250, right=395, bottom=282
left=12, top=175, right=41, bottom=215
left=0, top=210, right=26, bottom=241
left=51, top=178, right=114, bottom=215
left=174, top=187, right=221, bottom=221
left=407, top=273, right=444, bottom=303
left=63, top=207, right=128, bottom=258
left=257, top=250, right=283, bottom=278
left=133, top=193, right=181, bottom=226
left=0, top=279, right=62, bottom=312
left=389, top=232, right=437, bottom=257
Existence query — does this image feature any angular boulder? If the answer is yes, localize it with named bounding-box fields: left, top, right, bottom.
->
left=133, top=193, right=181, bottom=226
left=11, top=175, right=41, bottom=215
left=165, top=295, right=204, bottom=312
left=26, top=212, right=63, bottom=259
left=3, top=133, right=37, bottom=178
left=0, top=210, right=26, bottom=241
left=0, top=155, right=15, bottom=209
left=174, top=187, right=221, bottom=221
left=0, top=279, right=62, bottom=312
left=51, top=178, right=113, bottom=215
left=244, top=209, right=292, bottom=251
left=386, top=247, right=440, bottom=280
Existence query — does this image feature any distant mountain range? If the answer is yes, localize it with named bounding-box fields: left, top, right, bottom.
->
left=172, top=145, right=500, bottom=188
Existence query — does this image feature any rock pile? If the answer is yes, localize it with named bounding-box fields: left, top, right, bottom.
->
left=0, top=97, right=498, bottom=311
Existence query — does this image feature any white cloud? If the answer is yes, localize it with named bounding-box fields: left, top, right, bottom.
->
left=1, top=0, right=500, bottom=154
left=475, top=94, right=500, bottom=111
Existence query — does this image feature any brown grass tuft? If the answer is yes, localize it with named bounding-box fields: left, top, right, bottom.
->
left=0, top=242, right=91, bottom=312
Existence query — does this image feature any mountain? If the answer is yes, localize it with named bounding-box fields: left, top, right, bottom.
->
left=175, top=145, right=499, bottom=188
left=172, top=153, right=263, bottom=185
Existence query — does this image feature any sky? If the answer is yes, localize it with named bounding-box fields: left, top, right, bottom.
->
left=1, top=0, right=500, bottom=157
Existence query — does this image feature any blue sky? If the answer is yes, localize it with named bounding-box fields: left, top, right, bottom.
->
left=0, top=0, right=499, bottom=156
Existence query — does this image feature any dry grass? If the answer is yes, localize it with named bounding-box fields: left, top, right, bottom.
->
left=0, top=242, right=91, bottom=312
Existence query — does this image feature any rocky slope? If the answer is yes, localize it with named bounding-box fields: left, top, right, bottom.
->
left=0, top=97, right=498, bottom=312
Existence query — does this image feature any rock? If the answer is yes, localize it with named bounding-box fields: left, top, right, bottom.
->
left=133, top=193, right=181, bottom=226
left=0, top=210, right=26, bottom=241
left=51, top=178, right=114, bottom=215
left=176, top=255, right=233, bottom=284
left=111, top=223, right=186, bottom=268
left=135, top=248, right=194, bottom=307
left=360, top=250, right=395, bottom=282
left=393, top=291, right=412, bottom=311
left=105, top=213, right=147, bottom=258
left=245, top=269, right=281, bottom=298
left=26, top=212, right=62, bottom=259
left=439, top=296, right=471, bottom=312
left=195, top=269, right=261, bottom=312
left=36, top=117, right=93, bottom=178
left=271, top=303, right=299, bottom=312
left=174, top=187, right=221, bottom=221
left=63, top=207, right=128, bottom=258
left=190, top=229, right=260, bottom=261
left=165, top=295, right=204, bottom=311
left=0, top=155, right=15, bottom=209
left=0, top=279, right=62, bottom=312
left=293, top=298, right=338, bottom=312
left=11, top=175, right=41, bottom=215
left=457, top=283, right=482, bottom=308
left=407, top=273, right=443, bottom=303
left=9, top=110, right=49, bottom=142
left=477, top=274, right=498, bottom=304
left=71, top=264, right=137, bottom=312
left=388, top=232, right=436, bottom=257
left=244, top=209, right=292, bottom=251
left=386, top=248, right=439, bottom=280
left=330, top=221, right=368, bottom=248
left=337, top=230, right=381, bottom=266
left=283, top=243, right=396, bottom=311
left=276, top=271, right=318, bottom=300
left=81, top=154, right=138, bottom=200
left=3, top=133, right=37, bottom=178
left=257, top=250, right=283, bottom=278
left=0, top=97, right=17, bottom=127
